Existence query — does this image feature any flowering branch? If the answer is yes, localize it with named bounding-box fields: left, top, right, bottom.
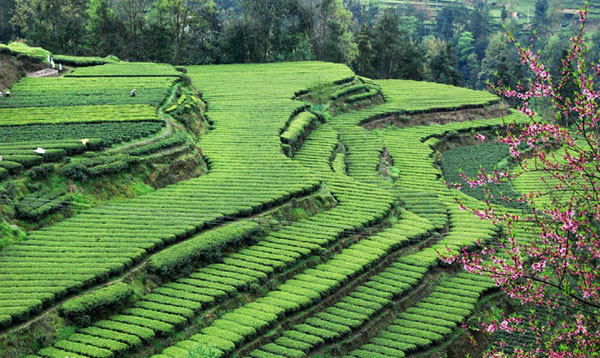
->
left=444, top=3, right=600, bottom=357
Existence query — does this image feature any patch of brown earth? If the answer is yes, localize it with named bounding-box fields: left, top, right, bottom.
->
left=377, top=147, right=394, bottom=180
left=362, top=103, right=505, bottom=130
left=0, top=54, right=22, bottom=91
left=27, top=68, right=59, bottom=77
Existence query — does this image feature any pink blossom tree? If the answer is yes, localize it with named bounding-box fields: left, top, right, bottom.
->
left=444, top=3, right=600, bottom=357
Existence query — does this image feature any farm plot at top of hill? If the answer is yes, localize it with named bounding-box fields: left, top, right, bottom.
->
left=0, top=58, right=529, bottom=358
left=376, top=79, right=498, bottom=113
left=0, top=76, right=176, bottom=108
left=333, top=79, right=499, bottom=130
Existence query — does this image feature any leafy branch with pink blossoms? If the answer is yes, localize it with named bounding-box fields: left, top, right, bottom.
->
left=442, top=3, right=600, bottom=357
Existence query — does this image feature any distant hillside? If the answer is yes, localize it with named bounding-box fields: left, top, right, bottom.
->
left=366, top=0, right=599, bottom=24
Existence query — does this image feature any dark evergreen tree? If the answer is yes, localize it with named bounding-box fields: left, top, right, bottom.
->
left=0, top=0, right=15, bottom=43
left=370, top=8, right=424, bottom=80
left=428, top=45, right=461, bottom=86
left=85, top=0, right=126, bottom=57
left=434, top=5, right=468, bottom=42
left=220, top=17, right=262, bottom=63
left=534, top=0, right=549, bottom=35
left=11, top=0, right=89, bottom=55
left=435, top=7, right=456, bottom=41
left=353, top=25, right=375, bottom=78
left=468, top=2, right=491, bottom=61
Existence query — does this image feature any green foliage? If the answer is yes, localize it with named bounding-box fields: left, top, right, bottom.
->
left=185, top=344, right=221, bottom=358
left=354, top=26, right=376, bottom=78
left=59, top=148, right=182, bottom=181
left=16, top=188, right=72, bottom=220
left=0, top=42, right=50, bottom=62
left=59, top=283, right=134, bottom=325
left=306, top=81, right=335, bottom=107
left=26, top=163, right=55, bottom=180
left=0, top=121, right=165, bottom=146
left=370, top=9, right=426, bottom=80
left=478, top=32, right=524, bottom=93
left=0, top=76, right=176, bottom=108
left=0, top=59, right=525, bottom=358
left=441, top=142, right=528, bottom=209
left=0, top=63, right=355, bottom=333
left=147, top=221, right=260, bottom=276
left=67, top=63, right=181, bottom=77
left=164, top=87, right=208, bottom=134
left=330, top=84, right=369, bottom=100
left=428, top=44, right=462, bottom=86
left=0, top=154, right=43, bottom=168
left=0, top=160, right=24, bottom=174
left=0, top=220, right=26, bottom=250
left=281, top=112, right=319, bottom=147
left=52, top=54, right=118, bottom=66
left=332, top=152, right=346, bottom=174
left=127, top=132, right=188, bottom=157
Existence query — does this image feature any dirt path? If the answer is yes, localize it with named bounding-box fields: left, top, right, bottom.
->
left=26, top=68, right=59, bottom=77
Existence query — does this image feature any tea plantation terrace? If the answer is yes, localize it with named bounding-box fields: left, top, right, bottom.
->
left=0, top=61, right=532, bottom=358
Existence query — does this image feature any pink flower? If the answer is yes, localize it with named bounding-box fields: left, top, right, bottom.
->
left=474, top=133, right=486, bottom=142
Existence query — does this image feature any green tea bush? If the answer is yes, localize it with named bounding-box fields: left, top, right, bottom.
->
left=59, top=283, right=134, bottom=326
left=16, top=189, right=71, bottom=220
left=147, top=221, right=260, bottom=276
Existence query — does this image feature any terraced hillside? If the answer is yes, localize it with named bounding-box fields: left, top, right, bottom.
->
left=366, top=0, right=600, bottom=24
left=0, top=61, right=532, bottom=358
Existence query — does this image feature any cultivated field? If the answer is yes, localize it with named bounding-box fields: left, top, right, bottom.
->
left=0, top=60, right=536, bottom=358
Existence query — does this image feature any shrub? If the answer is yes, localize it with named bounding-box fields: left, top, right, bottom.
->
left=60, top=162, right=89, bottom=181
left=59, top=283, right=134, bottom=325
left=16, top=53, right=44, bottom=63
left=0, top=161, right=24, bottom=174
left=185, top=344, right=221, bottom=358
left=60, top=154, right=136, bottom=181
left=42, top=149, right=67, bottom=162
left=147, top=221, right=259, bottom=276
left=1, top=155, right=43, bottom=168
left=280, top=112, right=318, bottom=145
left=16, top=189, right=71, bottom=220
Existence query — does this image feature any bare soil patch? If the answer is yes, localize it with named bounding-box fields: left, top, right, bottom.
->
left=27, top=68, right=59, bottom=77
left=362, top=103, right=505, bottom=130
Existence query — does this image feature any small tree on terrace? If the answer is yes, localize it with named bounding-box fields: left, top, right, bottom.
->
left=445, top=3, right=600, bottom=357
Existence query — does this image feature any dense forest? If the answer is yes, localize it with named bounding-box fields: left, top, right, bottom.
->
left=0, top=0, right=598, bottom=90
